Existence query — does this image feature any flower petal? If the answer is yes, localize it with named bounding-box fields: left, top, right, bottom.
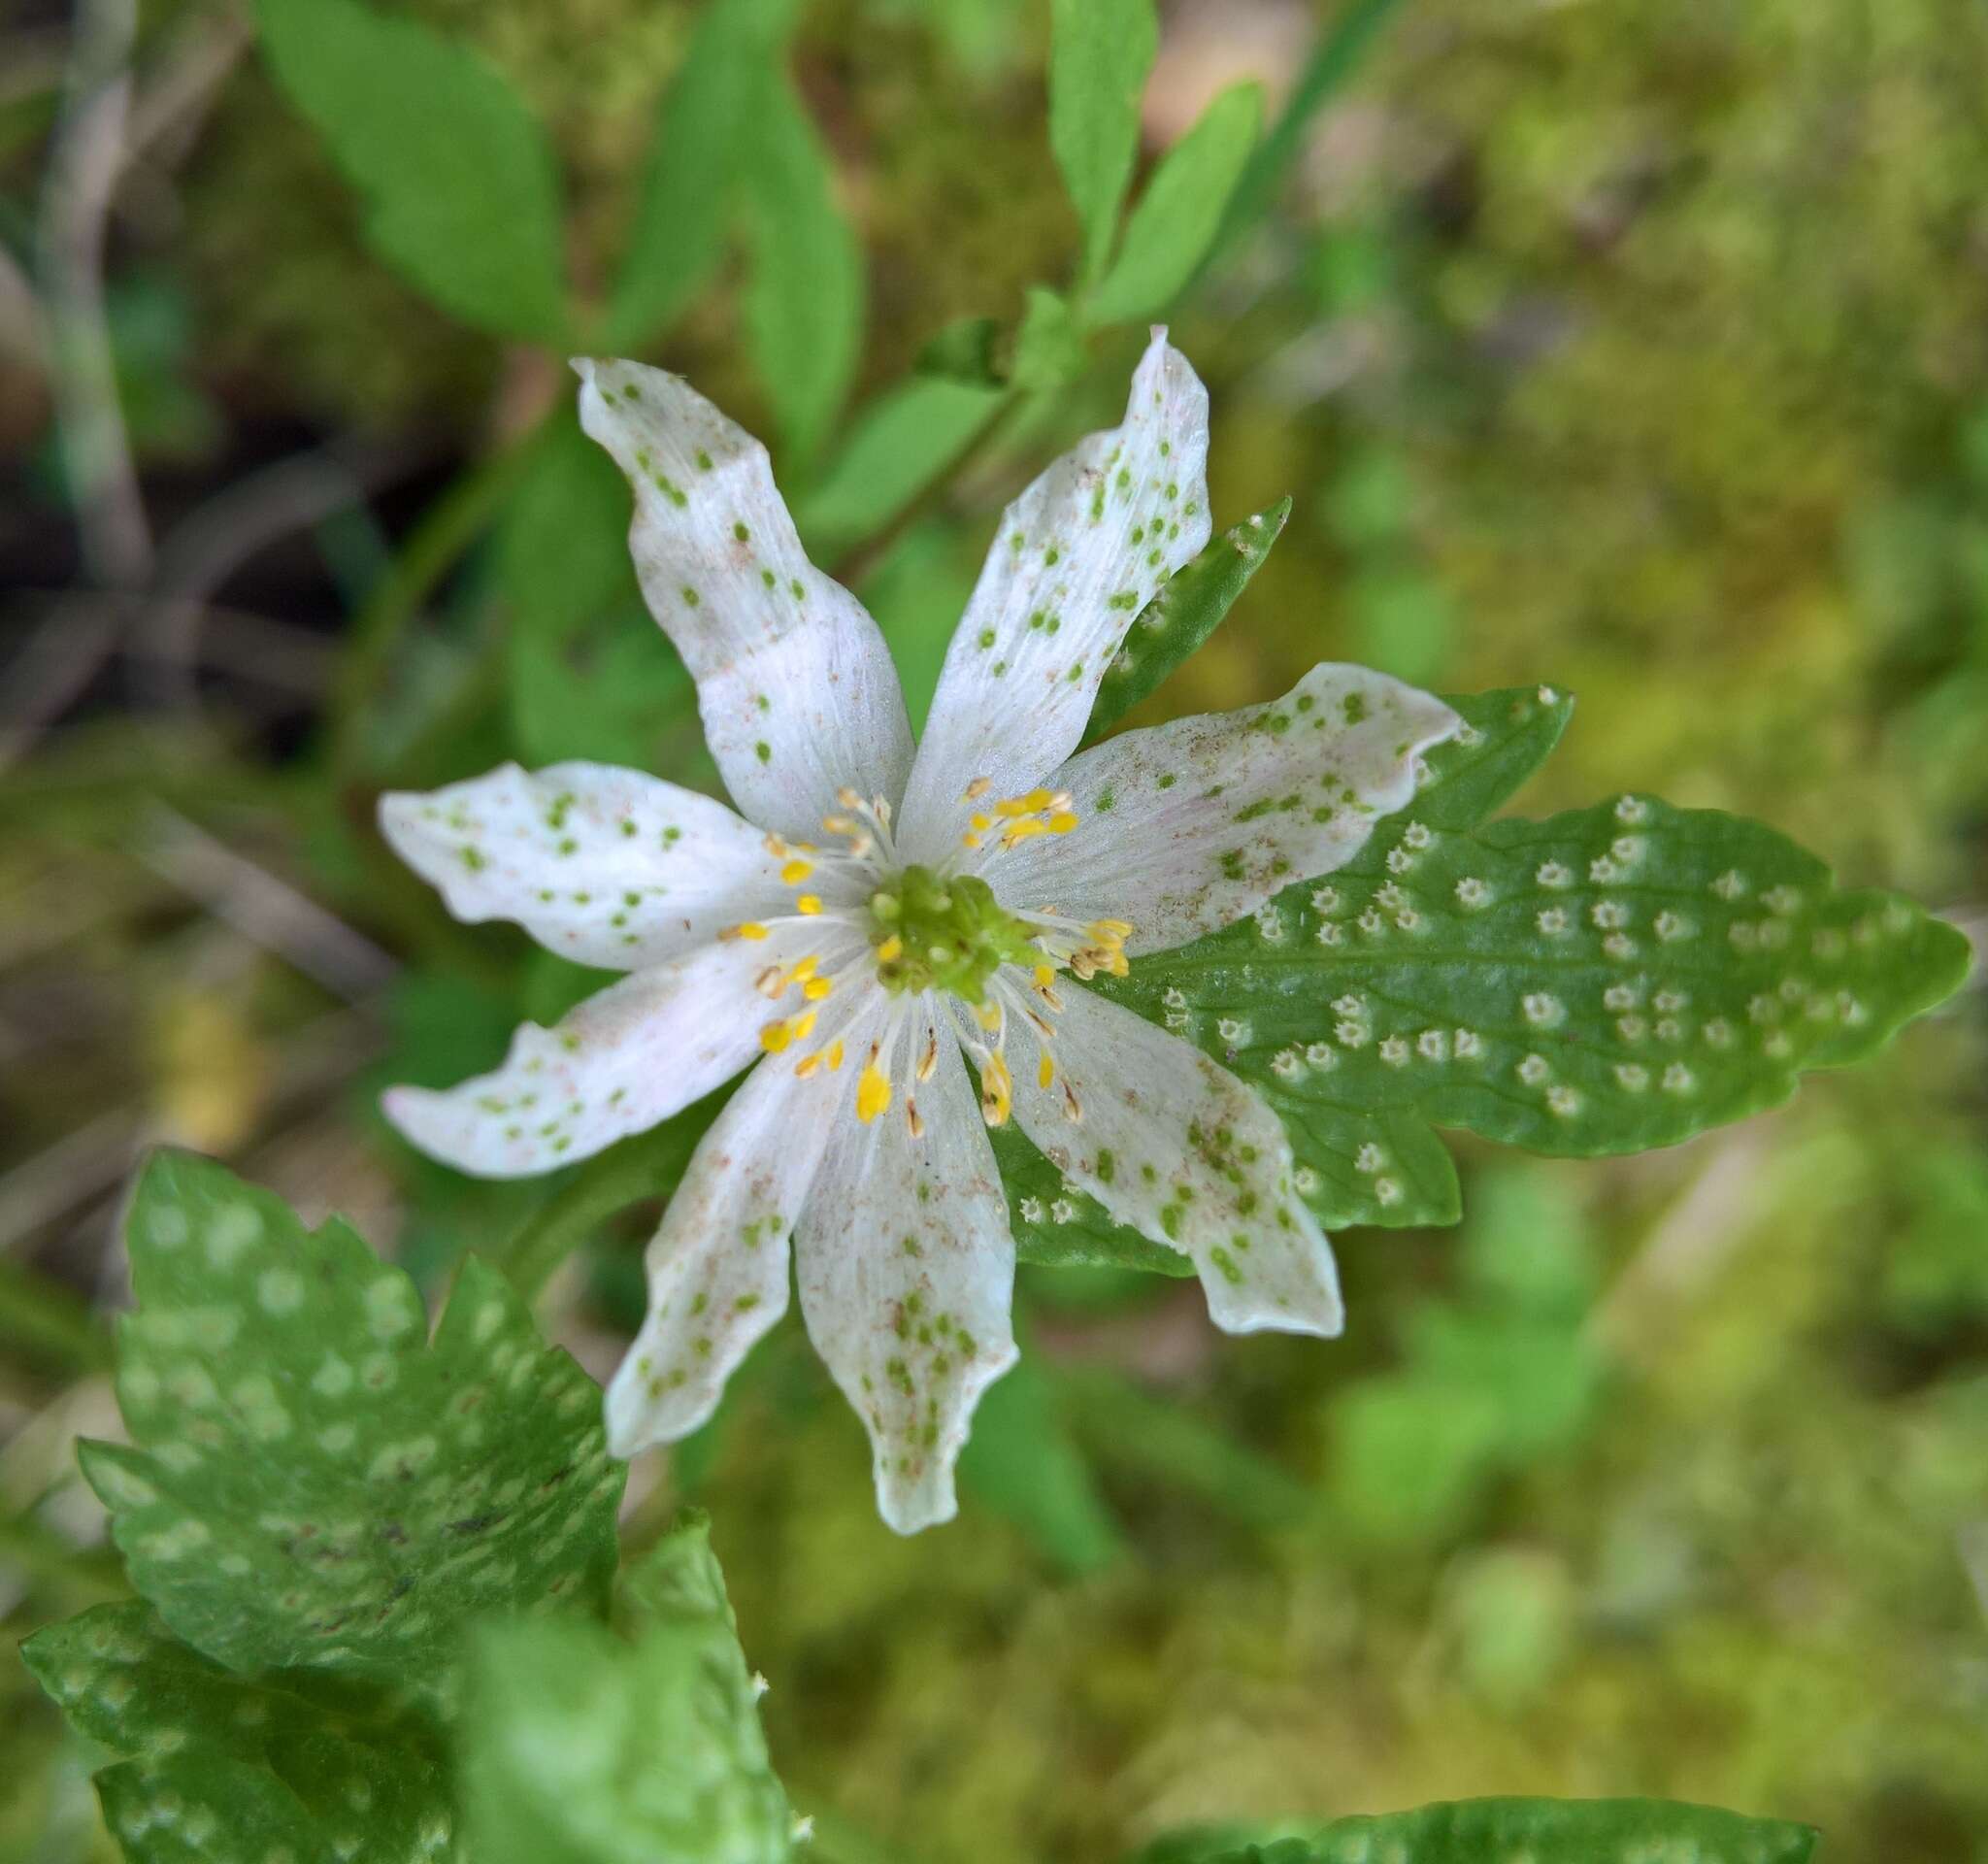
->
left=1001, top=982, right=1342, bottom=1336
left=603, top=1047, right=844, bottom=1454
left=380, top=760, right=812, bottom=970
left=894, top=329, right=1211, bottom=861
left=576, top=358, right=914, bottom=840
left=996, top=663, right=1460, bottom=953
left=382, top=921, right=845, bottom=1179
left=794, top=1000, right=1019, bottom=1533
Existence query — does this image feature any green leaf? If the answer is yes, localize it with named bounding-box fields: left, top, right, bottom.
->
left=1103, top=687, right=1970, bottom=1226
left=795, top=377, right=1007, bottom=552
left=255, top=0, right=568, bottom=343
left=1009, top=284, right=1088, bottom=392
left=86, top=1151, right=623, bottom=1696
left=958, top=1352, right=1125, bottom=1573
left=23, top=1601, right=453, bottom=1863
left=1284, top=1797, right=1819, bottom=1864
left=499, top=420, right=697, bottom=770
left=605, top=0, right=798, bottom=348
left=916, top=316, right=1004, bottom=387
left=1083, top=497, right=1292, bottom=745
left=1047, top=0, right=1157, bottom=282
left=460, top=1514, right=790, bottom=1864
left=742, top=74, right=865, bottom=466
left=1084, top=82, right=1263, bottom=327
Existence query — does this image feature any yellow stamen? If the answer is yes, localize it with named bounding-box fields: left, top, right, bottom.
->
left=797, top=894, right=822, bottom=915
left=760, top=1020, right=794, bottom=1053
left=1046, top=812, right=1078, bottom=834
left=803, top=977, right=833, bottom=1002
left=969, top=813, right=993, bottom=833
left=794, top=1051, right=822, bottom=1079
left=963, top=777, right=992, bottom=801
left=856, top=1062, right=892, bottom=1123
left=877, top=933, right=904, bottom=964
left=827, top=1040, right=845, bottom=1072
left=790, top=1011, right=817, bottom=1042
left=975, top=1000, right=1003, bottom=1031
left=780, top=858, right=813, bottom=884
left=1038, top=1053, right=1055, bottom=1090
left=1001, top=817, right=1051, bottom=848
left=1033, top=963, right=1055, bottom=989
left=980, top=1050, right=1012, bottom=1127
left=727, top=921, right=771, bottom=942
left=785, top=955, right=820, bottom=986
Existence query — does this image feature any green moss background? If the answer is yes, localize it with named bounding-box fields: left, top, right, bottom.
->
left=2, top=1, right=1983, bottom=1860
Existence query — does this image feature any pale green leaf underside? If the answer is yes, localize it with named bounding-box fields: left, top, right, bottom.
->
left=742, top=73, right=865, bottom=465
left=462, top=1515, right=790, bottom=1864
left=1099, top=687, right=1969, bottom=1229
left=606, top=0, right=798, bottom=348
left=88, top=1151, right=623, bottom=1693
left=1047, top=0, right=1157, bottom=281
left=1083, top=497, right=1292, bottom=746
left=255, top=0, right=568, bottom=343
left=23, top=1601, right=452, bottom=1864
left=1085, top=81, right=1263, bottom=328
left=1242, top=1795, right=1817, bottom=1864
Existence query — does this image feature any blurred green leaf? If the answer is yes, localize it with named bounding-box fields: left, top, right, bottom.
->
left=1241, top=1797, right=1820, bottom=1864
left=498, top=419, right=696, bottom=771
left=1010, top=284, right=1088, bottom=391
left=743, top=74, right=865, bottom=466
left=1101, top=688, right=1971, bottom=1227
left=24, top=1601, right=452, bottom=1863
left=1085, top=83, right=1263, bottom=328
left=460, top=1514, right=790, bottom=1864
left=796, top=377, right=1007, bottom=551
left=1047, top=0, right=1157, bottom=282
left=606, top=0, right=798, bottom=348
left=84, top=1151, right=623, bottom=1699
left=255, top=0, right=568, bottom=343
left=958, top=1353, right=1125, bottom=1573
left=1083, top=498, right=1292, bottom=745
left=916, top=316, right=1005, bottom=387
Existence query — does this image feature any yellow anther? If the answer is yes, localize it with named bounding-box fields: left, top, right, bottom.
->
left=827, top=1040, right=845, bottom=1072
left=786, top=954, right=820, bottom=986
left=797, top=894, right=822, bottom=915
left=993, top=787, right=1054, bottom=818
left=760, top=1020, right=794, bottom=1053
left=1001, top=817, right=1051, bottom=848
left=1038, top=1053, right=1055, bottom=1090
left=790, top=1011, right=817, bottom=1042
left=794, top=1052, right=822, bottom=1079
left=856, top=1062, right=892, bottom=1123
left=1092, top=918, right=1133, bottom=942
left=969, top=813, right=993, bottom=833
left=803, top=977, right=833, bottom=1002
left=821, top=814, right=853, bottom=835
left=1047, top=812, right=1079, bottom=835
left=1033, top=963, right=1055, bottom=989
left=975, top=1000, right=1003, bottom=1031
left=763, top=833, right=790, bottom=858
left=980, top=1050, right=1012, bottom=1127
left=963, top=777, right=993, bottom=801
left=961, top=833, right=982, bottom=851
left=876, top=934, right=904, bottom=964
left=780, top=858, right=813, bottom=884
left=727, top=922, right=771, bottom=942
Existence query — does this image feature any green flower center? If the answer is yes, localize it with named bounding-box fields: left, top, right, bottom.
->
left=871, top=866, right=1038, bottom=1004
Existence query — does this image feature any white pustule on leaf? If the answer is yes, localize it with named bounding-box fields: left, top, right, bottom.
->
left=380, top=332, right=1460, bottom=1533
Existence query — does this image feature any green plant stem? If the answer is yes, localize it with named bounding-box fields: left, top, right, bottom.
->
left=826, top=389, right=1021, bottom=590
left=328, top=422, right=546, bottom=779
left=1214, top=0, right=1409, bottom=257
left=0, top=1257, right=113, bottom=1375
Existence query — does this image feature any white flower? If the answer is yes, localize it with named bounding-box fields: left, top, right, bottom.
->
left=379, top=332, right=1459, bottom=1533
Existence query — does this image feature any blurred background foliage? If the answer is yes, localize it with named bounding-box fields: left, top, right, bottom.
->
left=2, top=0, right=1985, bottom=1860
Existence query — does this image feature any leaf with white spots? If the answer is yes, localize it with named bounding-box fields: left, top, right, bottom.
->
left=460, top=1514, right=791, bottom=1864
left=1105, top=688, right=1971, bottom=1227
left=1081, top=497, right=1291, bottom=746
left=23, top=1600, right=452, bottom=1864
left=87, top=1151, right=623, bottom=1696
